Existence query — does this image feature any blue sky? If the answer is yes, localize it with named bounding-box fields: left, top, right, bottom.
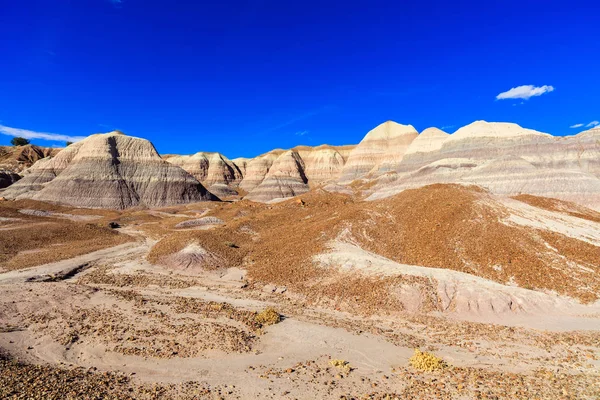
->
left=0, top=0, right=599, bottom=158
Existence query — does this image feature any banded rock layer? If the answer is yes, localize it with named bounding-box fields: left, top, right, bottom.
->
left=165, top=152, right=243, bottom=197
left=3, top=131, right=218, bottom=209
left=239, top=144, right=355, bottom=202
left=244, top=150, right=309, bottom=202
left=368, top=122, right=600, bottom=210
left=338, top=121, right=418, bottom=183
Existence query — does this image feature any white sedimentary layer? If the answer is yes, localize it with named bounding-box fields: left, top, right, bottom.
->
left=367, top=122, right=600, bottom=210
left=338, top=121, right=418, bottom=183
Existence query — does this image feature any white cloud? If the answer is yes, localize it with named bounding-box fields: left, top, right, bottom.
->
left=586, top=121, right=599, bottom=128
left=295, top=130, right=309, bottom=136
left=0, top=124, right=86, bottom=143
left=570, top=123, right=584, bottom=128
left=496, top=85, right=555, bottom=100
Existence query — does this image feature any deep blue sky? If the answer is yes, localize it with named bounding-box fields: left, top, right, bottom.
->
left=1, top=0, right=599, bottom=158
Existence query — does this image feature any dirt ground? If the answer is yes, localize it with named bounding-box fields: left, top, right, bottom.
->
left=1, top=185, right=599, bottom=399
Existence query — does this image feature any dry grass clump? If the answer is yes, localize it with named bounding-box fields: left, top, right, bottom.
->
left=255, top=307, right=281, bottom=326
left=409, top=349, right=447, bottom=372
left=330, top=359, right=352, bottom=374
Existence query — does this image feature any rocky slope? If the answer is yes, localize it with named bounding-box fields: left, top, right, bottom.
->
left=0, top=145, right=61, bottom=188
left=244, top=150, right=310, bottom=202
left=0, top=171, right=20, bottom=189
left=165, top=152, right=243, bottom=197
left=239, top=144, right=355, bottom=202
left=0, top=144, right=60, bottom=174
left=338, top=121, right=418, bottom=183
left=2, top=131, right=218, bottom=209
left=294, top=145, right=354, bottom=185
left=367, top=122, right=600, bottom=210
left=3, top=120, right=598, bottom=208
left=237, top=150, right=283, bottom=193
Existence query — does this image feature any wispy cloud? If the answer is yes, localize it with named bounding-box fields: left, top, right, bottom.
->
left=109, top=0, right=123, bottom=8
left=496, top=85, right=554, bottom=100
left=260, top=106, right=332, bottom=135
left=441, top=125, right=455, bottom=130
left=570, top=121, right=599, bottom=129
left=294, top=130, right=309, bottom=136
left=98, top=123, right=117, bottom=131
left=0, top=124, right=86, bottom=143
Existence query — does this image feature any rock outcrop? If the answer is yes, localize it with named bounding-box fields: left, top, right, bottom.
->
left=0, top=170, right=20, bottom=188
left=238, top=150, right=283, bottom=193
left=338, top=121, right=418, bottom=183
left=245, top=150, right=309, bottom=202
left=237, top=144, right=355, bottom=202
left=165, top=152, right=243, bottom=197
left=294, top=145, right=354, bottom=185
left=397, top=127, right=450, bottom=172
left=3, top=131, right=218, bottom=209
left=2, top=141, right=85, bottom=197
left=0, top=144, right=61, bottom=175
left=8, top=120, right=594, bottom=209
left=231, top=157, right=250, bottom=176
left=367, top=122, right=600, bottom=210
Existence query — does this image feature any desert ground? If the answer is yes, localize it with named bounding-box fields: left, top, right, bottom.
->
left=1, top=184, right=599, bottom=399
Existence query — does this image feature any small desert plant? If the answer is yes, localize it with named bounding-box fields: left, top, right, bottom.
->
left=330, top=359, right=352, bottom=374
left=255, top=307, right=281, bottom=326
left=66, top=141, right=73, bottom=146
left=409, top=349, right=447, bottom=372
left=11, top=137, right=30, bottom=146
left=224, top=241, right=238, bottom=248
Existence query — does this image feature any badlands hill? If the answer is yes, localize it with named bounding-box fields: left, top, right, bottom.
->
left=2, top=120, right=599, bottom=210
left=338, top=120, right=418, bottom=183
left=2, top=131, right=218, bottom=209
left=221, top=120, right=600, bottom=209
left=366, top=121, right=600, bottom=210
left=165, top=144, right=355, bottom=202
left=0, top=144, right=61, bottom=188
left=0, top=144, right=60, bottom=173
left=164, top=152, right=244, bottom=197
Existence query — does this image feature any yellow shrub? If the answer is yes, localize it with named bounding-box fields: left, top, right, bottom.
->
left=409, top=349, right=447, bottom=371
left=330, top=359, right=352, bottom=373
left=255, top=307, right=281, bottom=326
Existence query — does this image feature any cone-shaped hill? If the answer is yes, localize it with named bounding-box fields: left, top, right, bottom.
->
left=2, top=131, right=218, bottom=209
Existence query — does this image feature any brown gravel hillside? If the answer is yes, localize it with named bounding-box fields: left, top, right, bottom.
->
left=148, top=184, right=600, bottom=305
